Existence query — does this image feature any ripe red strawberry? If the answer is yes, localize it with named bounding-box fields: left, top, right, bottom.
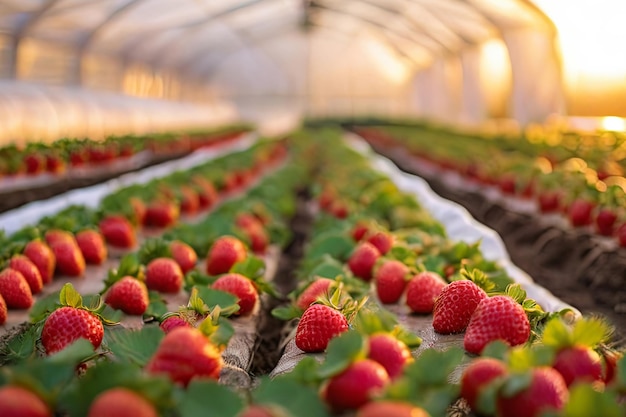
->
left=23, top=153, right=46, bottom=174
left=145, top=258, right=183, bottom=294
left=322, top=359, right=390, bottom=411
left=0, top=294, right=7, bottom=324
left=432, top=280, right=487, bottom=334
left=464, top=295, right=530, bottom=355
left=351, top=221, right=370, bottom=242
left=0, top=385, right=52, bottom=417
left=405, top=271, right=446, bottom=313
left=105, top=276, right=149, bottom=315
left=24, top=239, right=56, bottom=284
left=45, top=153, right=66, bottom=174
left=601, top=349, right=622, bottom=384
left=357, top=401, right=429, bottom=417
left=206, top=236, right=247, bottom=275
left=75, top=229, right=107, bottom=265
left=329, top=200, right=349, bottom=219
left=374, top=260, right=409, bottom=304
left=193, top=177, right=218, bottom=209
left=169, top=240, right=197, bottom=273
left=295, top=304, right=349, bottom=352
left=348, top=242, right=381, bottom=282
left=87, top=388, right=157, bottom=417
left=44, top=229, right=75, bottom=246
left=461, top=357, right=508, bottom=412
left=212, top=273, right=258, bottom=316
left=538, top=191, right=561, bottom=213
left=496, top=367, right=568, bottom=417
left=0, top=268, right=33, bottom=309
left=9, top=254, right=43, bottom=294
left=130, top=197, right=147, bottom=225
left=552, top=345, right=603, bottom=386
left=595, top=208, right=618, bottom=236
left=51, top=240, right=86, bottom=277
left=617, top=223, right=626, bottom=247
left=99, top=215, right=136, bottom=249
left=160, top=314, right=193, bottom=333
left=243, top=225, right=269, bottom=254
left=296, top=278, right=334, bottom=310
left=568, top=198, right=595, bottom=227
left=179, top=186, right=200, bottom=215
left=366, top=231, right=393, bottom=255
left=236, top=213, right=263, bottom=230
left=145, top=200, right=180, bottom=228
left=367, top=333, right=412, bottom=379
left=146, top=326, right=223, bottom=386
left=41, top=306, right=104, bottom=354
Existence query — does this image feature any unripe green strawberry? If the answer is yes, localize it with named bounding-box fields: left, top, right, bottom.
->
left=366, top=231, right=393, bottom=255
left=212, top=273, right=258, bottom=317
left=206, top=236, right=247, bottom=275
left=170, top=240, right=197, bottom=273
left=296, top=278, right=334, bottom=310
left=367, top=333, right=412, bottom=379
left=0, top=293, right=7, bottom=325
left=496, top=367, right=568, bottom=417
left=432, top=280, right=487, bottom=334
left=76, top=229, right=107, bottom=265
left=461, top=357, right=508, bottom=412
left=51, top=239, right=86, bottom=277
left=145, top=257, right=183, bottom=293
left=0, top=268, right=33, bottom=309
left=41, top=306, right=104, bottom=354
left=9, top=254, right=43, bottom=294
left=322, top=359, right=390, bottom=411
left=0, top=385, right=52, bottom=417
left=348, top=242, right=381, bottom=282
left=105, top=276, right=149, bottom=315
left=87, top=387, right=157, bottom=417
left=552, top=345, right=603, bottom=387
left=146, top=326, right=223, bottom=387
left=23, top=239, right=55, bottom=284
left=463, top=295, right=530, bottom=355
left=405, top=271, right=446, bottom=313
left=374, top=260, right=408, bottom=304
left=295, top=304, right=349, bottom=353
left=357, top=401, right=430, bottom=417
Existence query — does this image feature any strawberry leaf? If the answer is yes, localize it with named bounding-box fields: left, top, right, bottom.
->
left=481, top=340, right=510, bottom=361
left=317, top=330, right=366, bottom=378
left=177, top=380, right=244, bottom=417
left=571, top=316, right=612, bottom=347
left=206, top=317, right=234, bottom=350
left=29, top=291, right=61, bottom=322
left=104, top=326, right=164, bottom=367
left=271, top=304, right=304, bottom=321
left=282, top=356, right=322, bottom=386
left=307, top=233, right=355, bottom=262
left=252, top=376, right=331, bottom=417
left=138, top=238, right=172, bottom=265
left=184, top=270, right=216, bottom=291
left=308, top=256, right=345, bottom=279
left=500, top=372, right=533, bottom=398
left=193, top=286, right=240, bottom=315
left=564, top=384, right=624, bottom=417
left=144, top=291, right=168, bottom=319
left=231, top=255, right=265, bottom=280
left=0, top=323, right=39, bottom=365
left=60, top=283, right=83, bottom=308
left=541, top=317, right=573, bottom=349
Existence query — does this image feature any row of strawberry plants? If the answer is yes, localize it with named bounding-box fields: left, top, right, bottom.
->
left=0, top=123, right=251, bottom=178
left=267, top=129, right=625, bottom=416
left=355, top=124, right=626, bottom=246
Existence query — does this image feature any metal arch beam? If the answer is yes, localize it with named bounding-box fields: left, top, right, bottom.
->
left=116, top=0, right=274, bottom=63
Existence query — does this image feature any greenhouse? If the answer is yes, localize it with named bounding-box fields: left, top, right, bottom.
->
left=0, top=1, right=624, bottom=416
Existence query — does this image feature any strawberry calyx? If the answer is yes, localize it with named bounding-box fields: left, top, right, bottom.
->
left=540, top=316, right=613, bottom=351
left=460, top=268, right=496, bottom=293
left=58, top=283, right=119, bottom=327
left=138, top=238, right=172, bottom=265
left=231, top=256, right=278, bottom=298
left=316, top=282, right=368, bottom=325
left=354, top=306, right=422, bottom=349
left=100, top=253, right=144, bottom=295
left=197, top=306, right=234, bottom=350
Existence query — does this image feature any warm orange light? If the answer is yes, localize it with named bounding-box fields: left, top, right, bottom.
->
left=601, top=116, right=626, bottom=132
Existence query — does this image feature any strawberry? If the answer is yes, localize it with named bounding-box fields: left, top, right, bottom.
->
left=348, top=242, right=381, bottom=282
left=601, top=349, right=622, bottom=384
left=45, top=153, right=66, bottom=174
left=236, top=213, right=264, bottom=230
left=351, top=221, right=371, bottom=242
left=23, top=153, right=46, bottom=174
left=179, top=186, right=200, bottom=215
left=145, top=258, right=183, bottom=294
left=0, top=293, right=7, bottom=324
left=432, top=280, right=487, bottom=334
left=24, top=239, right=56, bottom=284
left=44, top=229, right=75, bottom=246
left=367, top=333, right=412, bottom=379
left=552, top=345, right=603, bottom=387
left=538, top=191, right=561, bottom=213
left=617, top=223, right=626, bottom=247
left=0, top=268, right=33, bottom=309
left=464, top=295, right=530, bottom=355
left=99, top=215, right=136, bottom=249
left=206, top=236, right=247, bottom=275
left=87, top=388, right=157, bottom=417
left=405, top=271, right=446, bottom=313
left=496, top=367, right=568, bottom=417
left=295, top=304, right=349, bottom=352
left=170, top=240, right=197, bottom=273
left=193, top=177, right=218, bottom=209
left=322, top=359, right=389, bottom=411
left=9, top=254, right=43, bottom=294
left=105, top=276, right=149, bottom=315
left=146, top=326, right=223, bottom=386
left=568, top=198, right=595, bottom=227
left=41, top=306, right=104, bottom=354
left=461, top=357, right=508, bottom=412
left=296, top=278, right=334, bottom=310
left=329, top=200, right=349, bottom=219
left=357, top=401, right=429, bottom=417
left=75, top=229, right=107, bottom=265
left=51, top=239, right=86, bottom=277
left=0, top=385, right=52, bottom=417
left=374, top=260, right=408, bottom=304
left=160, top=314, right=193, bottom=333
left=498, top=174, right=517, bottom=195
left=130, top=197, right=147, bottom=225
left=145, top=200, right=179, bottom=228
left=366, top=231, right=393, bottom=255
left=595, top=208, right=618, bottom=236
left=243, top=225, right=269, bottom=254
left=211, top=273, right=258, bottom=317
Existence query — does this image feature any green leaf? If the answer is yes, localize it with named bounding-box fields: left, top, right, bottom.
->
left=0, top=324, right=39, bottom=365
left=499, top=372, right=532, bottom=398
left=318, top=331, right=366, bottom=378
left=104, top=326, right=164, bottom=367
left=193, top=286, right=240, bottom=315
left=144, top=291, right=168, bottom=319
left=571, top=317, right=611, bottom=347
left=184, top=270, right=215, bottom=292
left=231, top=256, right=266, bottom=279
left=253, top=377, right=331, bottom=417
left=307, top=233, right=355, bottom=262
left=271, top=304, right=304, bottom=321
left=59, top=283, right=83, bottom=308
left=308, top=257, right=345, bottom=279
left=29, top=291, right=61, bottom=322
left=482, top=340, right=510, bottom=361
left=207, top=317, right=234, bottom=349
left=564, top=384, right=623, bottom=417
left=541, top=317, right=573, bottom=349
left=177, top=380, right=244, bottom=417
left=404, top=347, right=464, bottom=386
